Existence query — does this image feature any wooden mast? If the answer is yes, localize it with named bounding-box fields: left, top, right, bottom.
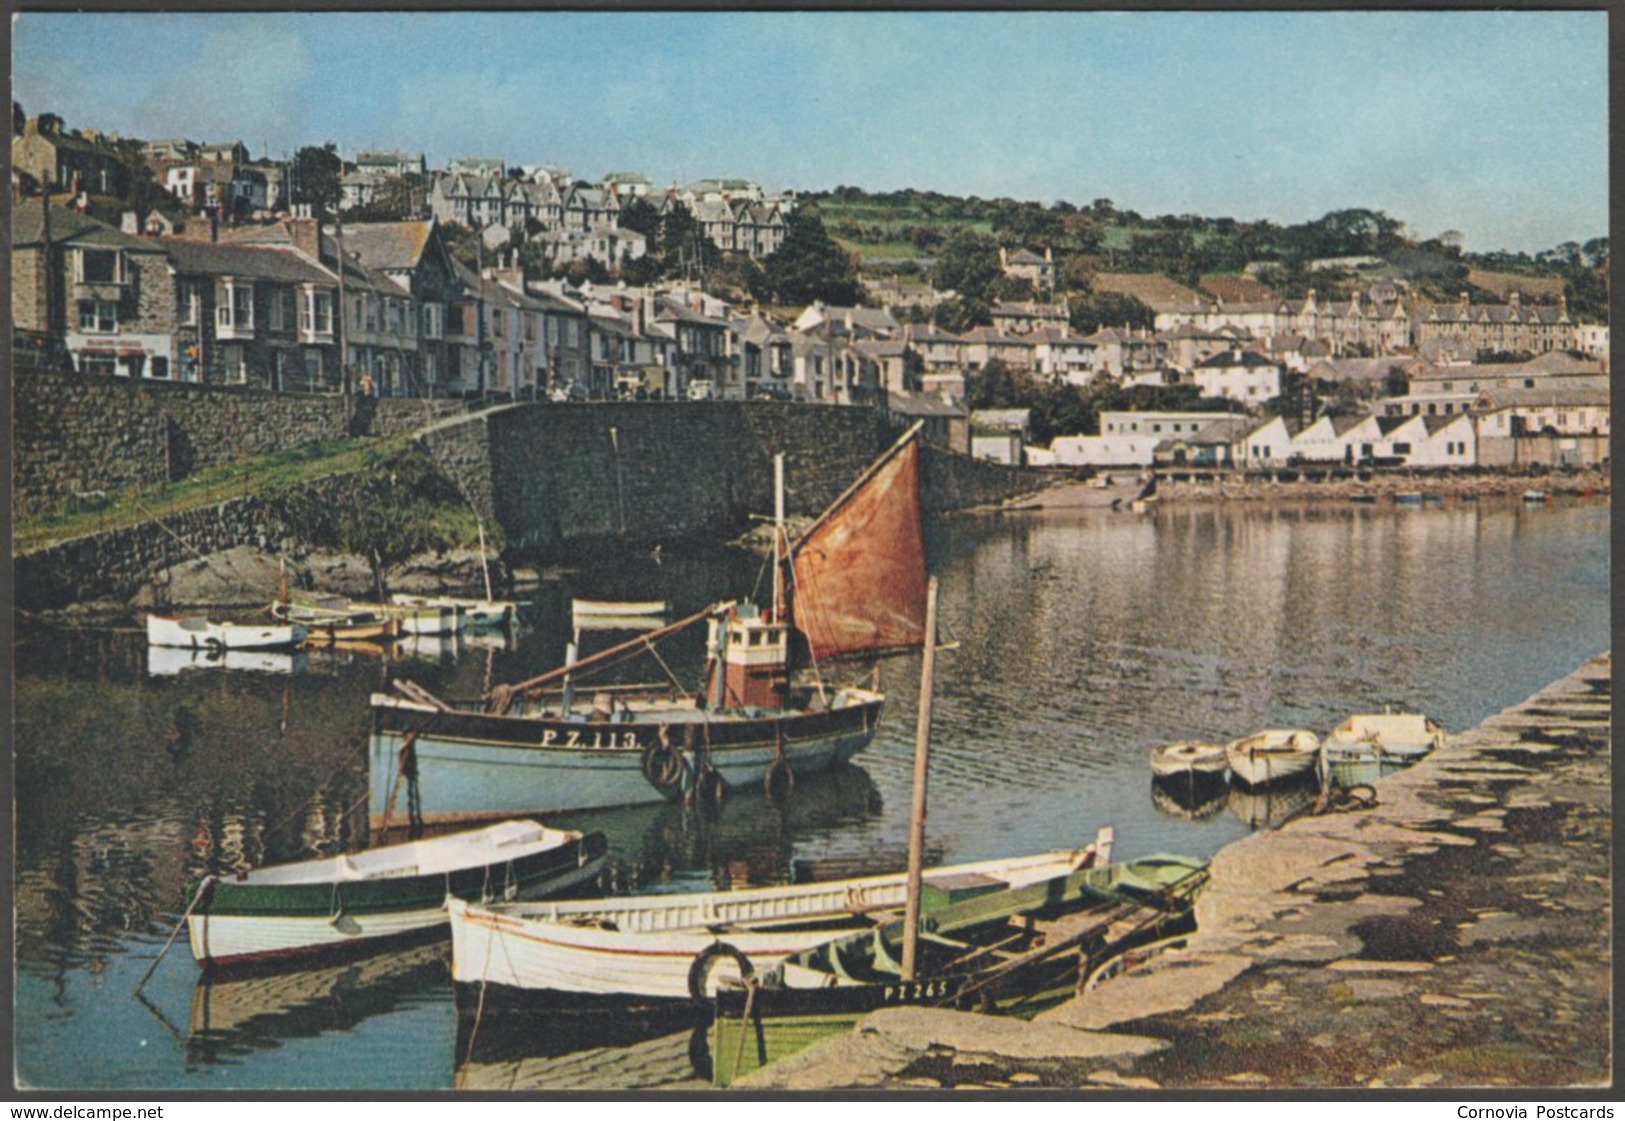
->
left=901, top=575, right=939, bottom=982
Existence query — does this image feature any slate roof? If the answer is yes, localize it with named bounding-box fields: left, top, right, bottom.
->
left=160, top=238, right=337, bottom=284
left=12, top=201, right=155, bottom=251
left=340, top=221, right=435, bottom=272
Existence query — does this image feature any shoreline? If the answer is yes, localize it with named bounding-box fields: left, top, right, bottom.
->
left=735, top=652, right=1613, bottom=1090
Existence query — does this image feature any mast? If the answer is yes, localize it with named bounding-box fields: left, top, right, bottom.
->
left=772, top=452, right=785, bottom=621
left=901, top=575, right=940, bottom=982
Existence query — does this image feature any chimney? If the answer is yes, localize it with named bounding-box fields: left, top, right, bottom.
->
left=1508, top=290, right=1520, bottom=307
left=209, top=213, right=219, bottom=243
left=284, top=215, right=319, bottom=259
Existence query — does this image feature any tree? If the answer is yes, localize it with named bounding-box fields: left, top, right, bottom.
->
left=343, top=173, right=424, bottom=222
left=658, top=202, right=720, bottom=281
left=1066, top=291, right=1155, bottom=335
left=758, top=211, right=864, bottom=306
left=290, top=143, right=343, bottom=219
left=931, top=231, right=1003, bottom=308
left=618, top=196, right=662, bottom=253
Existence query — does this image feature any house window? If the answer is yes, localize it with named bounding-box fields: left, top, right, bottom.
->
left=304, top=350, right=324, bottom=390
left=151, top=356, right=170, bottom=380
left=221, top=344, right=246, bottom=383
left=1393, top=442, right=1411, bottom=455
left=78, top=300, right=118, bottom=333
left=74, top=248, right=122, bottom=284
left=269, top=291, right=287, bottom=332
left=179, top=281, right=200, bottom=325
left=234, top=284, right=254, bottom=326
left=492, top=309, right=504, bottom=338
left=423, top=303, right=443, bottom=340
left=79, top=354, right=116, bottom=377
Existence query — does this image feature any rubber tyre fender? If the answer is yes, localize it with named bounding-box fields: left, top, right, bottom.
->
left=641, top=742, right=685, bottom=789
left=688, top=941, right=754, bottom=1004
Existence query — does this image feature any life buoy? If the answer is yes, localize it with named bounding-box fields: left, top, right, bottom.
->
left=691, top=763, right=727, bottom=811
left=641, top=738, right=686, bottom=790
left=687, top=941, right=754, bottom=1003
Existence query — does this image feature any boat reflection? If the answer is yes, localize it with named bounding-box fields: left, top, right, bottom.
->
left=452, top=996, right=708, bottom=1091
left=187, top=939, right=449, bottom=1063
left=1227, top=772, right=1319, bottom=830
left=147, top=646, right=310, bottom=677
left=1150, top=777, right=1228, bottom=822
left=1327, top=755, right=1417, bottom=790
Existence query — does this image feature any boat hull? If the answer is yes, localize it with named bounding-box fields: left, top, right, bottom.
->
left=369, top=691, right=885, bottom=819
left=187, top=831, right=607, bottom=970
left=147, top=615, right=306, bottom=651
left=445, top=847, right=1105, bottom=1002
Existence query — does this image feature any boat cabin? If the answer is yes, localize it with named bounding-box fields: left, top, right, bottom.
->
left=708, top=603, right=789, bottom=709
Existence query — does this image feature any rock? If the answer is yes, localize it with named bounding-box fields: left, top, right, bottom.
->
left=1224, top=1072, right=1270, bottom=1085
left=1419, top=994, right=1473, bottom=1008
left=1008, top=1072, right=1043, bottom=1085
left=855, top=1008, right=1169, bottom=1064
left=1039, top=952, right=1252, bottom=1031
left=1086, top=1071, right=1162, bottom=1089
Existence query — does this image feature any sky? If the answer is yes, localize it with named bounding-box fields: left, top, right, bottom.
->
left=10, top=10, right=1610, bottom=253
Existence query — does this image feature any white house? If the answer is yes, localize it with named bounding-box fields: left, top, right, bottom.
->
left=1290, top=414, right=1369, bottom=463
left=1240, top=416, right=1298, bottom=468
left=1049, top=410, right=1236, bottom=466
left=1406, top=412, right=1477, bottom=468
left=1193, top=348, right=1283, bottom=406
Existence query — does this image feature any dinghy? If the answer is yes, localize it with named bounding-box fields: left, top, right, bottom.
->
left=1148, top=741, right=1228, bottom=782
left=1224, top=729, right=1322, bottom=788
left=186, top=819, right=607, bottom=970
left=148, top=614, right=306, bottom=651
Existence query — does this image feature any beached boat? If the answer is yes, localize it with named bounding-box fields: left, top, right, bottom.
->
left=708, top=853, right=1209, bottom=1086
left=147, top=614, right=306, bottom=651
left=446, top=830, right=1114, bottom=1007
left=371, top=426, right=930, bottom=822
left=186, top=819, right=607, bottom=970
left=271, top=597, right=402, bottom=644
left=1224, top=729, right=1323, bottom=788
left=391, top=593, right=517, bottom=630
left=1148, top=741, right=1228, bottom=783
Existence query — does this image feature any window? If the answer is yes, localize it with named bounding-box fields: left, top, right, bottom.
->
left=423, top=303, right=443, bottom=340
left=180, top=281, right=200, bottom=325
left=269, top=291, right=287, bottom=332
left=75, top=248, right=122, bottom=284
left=233, top=284, right=254, bottom=326
left=151, top=356, right=170, bottom=380
left=1393, top=442, right=1412, bottom=455
left=305, top=350, right=324, bottom=390
left=492, top=309, right=504, bottom=338
left=78, top=300, right=117, bottom=333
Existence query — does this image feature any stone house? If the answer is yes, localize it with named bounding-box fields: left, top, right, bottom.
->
left=356, top=150, right=427, bottom=178
left=337, top=219, right=461, bottom=394
left=160, top=230, right=341, bottom=390
left=998, top=246, right=1056, bottom=292
left=735, top=314, right=796, bottom=399
left=14, top=199, right=177, bottom=379
left=793, top=302, right=900, bottom=340
left=13, top=115, right=127, bottom=196
left=900, top=323, right=964, bottom=372
left=990, top=300, right=1068, bottom=336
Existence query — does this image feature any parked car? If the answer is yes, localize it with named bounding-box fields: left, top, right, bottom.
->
left=687, top=379, right=714, bottom=402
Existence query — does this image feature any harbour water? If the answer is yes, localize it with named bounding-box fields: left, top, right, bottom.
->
left=12, top=496, right=1610, bottom=1091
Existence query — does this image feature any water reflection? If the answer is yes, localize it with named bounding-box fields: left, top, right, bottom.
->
left=1227, top=773, right=1320, bottom=830
left=12, top=498, right=1610, bottom=1090
left=1150, top=777, right=1229, bottom=823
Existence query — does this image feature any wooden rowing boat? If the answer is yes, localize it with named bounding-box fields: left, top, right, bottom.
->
left=571, top=598, right=671, bottom=620
left=270, top=598, right=402, bottom=644
left=391, top=593, right=518, bottom=630
left=1224, top=729, right=1322, bottom=789
left=1148, top=741, right=1228, bottom=782
left=708, top=853, right=1209, bottom=1086
left=187, top=819, right=607, bottom=970
left=446, top=830, right=1114, bottom=1007
left=147, top=614, right=306, bottom=651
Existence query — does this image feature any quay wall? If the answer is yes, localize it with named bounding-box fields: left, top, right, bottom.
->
left=1153, top=464, right=1609, bottom=504
left=15, top=398, right=1047, bottom=608
left=11, top=367, right=465, bottom=516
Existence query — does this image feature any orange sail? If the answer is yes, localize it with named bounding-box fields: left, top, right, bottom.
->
left=789, top=426, right=928, bottom=660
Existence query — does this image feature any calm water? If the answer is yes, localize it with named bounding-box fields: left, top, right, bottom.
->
left=13, top=496, right=1610, bottom=1091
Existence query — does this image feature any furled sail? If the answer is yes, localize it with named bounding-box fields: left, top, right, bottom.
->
left=789, top=425, right=928, bottom=660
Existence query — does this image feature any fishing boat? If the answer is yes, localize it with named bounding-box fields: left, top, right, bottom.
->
left=370, top=425, right=930, bottom=822
left=1393, top=491, right=1424, bottom=507
left=1147, top=741, right=1228, bottom=783
left=708, top=853, right=1209, bottom=1087
left=391, top=593, right=517, bottom=630
left=446, top=830, right=1114, bottom=1007
left=1323, top=710, right=1445, bottom=786
left=1522, top=490, right=1548, bottom=504
left=185, top=819, right=607, bottom=970
left=1224, top=729, right=1323, bottom=789
left=147, top=614, right=306, bottom=651
left=270, top=597, right=402, bottom=644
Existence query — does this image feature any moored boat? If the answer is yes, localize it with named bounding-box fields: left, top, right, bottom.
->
left=391, top=593, right=517, bottom=630
left=371, top=426, right=931, bottom=822
left=271, top=597, right=402, bottom=644
left=1324, top=710, right=1445, bottom=774
left=186, top=819, right=607, bottom=970
left=1224, top=729, right=1322, bottom=788
left=1148, top=741, right=1228, bottom=783
left=571, top=598, right=671, bottom=620
left=1522, top=490, right=1548, bottom=504
left=384, top=601, right=463, bottom=636
left=1393, top=491, right=1424, bottom=506
left=446, top=830, right=1115, bottom=1007
left=708, top=853, right=1210, bottom=1087
left=148, top=614, right=306, bottom=651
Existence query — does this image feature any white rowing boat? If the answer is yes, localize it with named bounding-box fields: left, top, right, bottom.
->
left=1225, top=729, right=1322, bottom=788
left=187, top=820, right=607, bottom=970
left=447, top=829, right=1114, bottom=1005
left=1148, top=741, right=1228, bottom=782
left=391, top=593, right=517, bottom=630
left=148, top=614, right=306, bottom=651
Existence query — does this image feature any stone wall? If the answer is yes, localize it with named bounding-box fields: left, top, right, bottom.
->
left=11, top=370, right=467, bottom=514
left=16, top=397, right=1048, bottom=607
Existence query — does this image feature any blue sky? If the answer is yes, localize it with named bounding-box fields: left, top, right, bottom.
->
left=12, top=10, right=1608, bottom=253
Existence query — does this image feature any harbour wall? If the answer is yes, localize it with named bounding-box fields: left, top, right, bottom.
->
left=11, top=367, right=463, bottom=516
left=14, top=396, right=1048, bottom=609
